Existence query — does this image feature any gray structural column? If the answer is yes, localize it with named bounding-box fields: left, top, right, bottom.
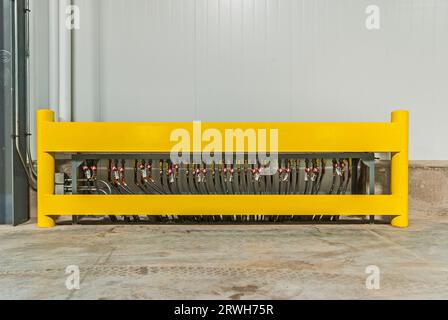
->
left=1, top=0, right=30, bottom=225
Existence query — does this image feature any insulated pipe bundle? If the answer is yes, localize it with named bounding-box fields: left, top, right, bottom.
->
left=68, top=156, right=364, bottom=223
left=77, top=158, right=354, bottom=197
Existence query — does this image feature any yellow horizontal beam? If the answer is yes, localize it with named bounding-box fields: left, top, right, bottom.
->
left=41, top=195, right=401, bottom=216
left=40, top=121, right=404, bottom=153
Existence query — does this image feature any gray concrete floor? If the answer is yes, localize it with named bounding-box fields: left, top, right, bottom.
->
left=0, top=214, right=447, bottom=300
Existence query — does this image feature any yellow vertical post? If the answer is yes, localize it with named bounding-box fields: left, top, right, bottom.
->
left=390, top=110, right=409, bottom=228
left=37, top=110, right=56, bottom=228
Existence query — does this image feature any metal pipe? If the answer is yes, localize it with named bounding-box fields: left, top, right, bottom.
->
left=49, top=0, right=59, bottom=119
left=58, top=0, right=72, bottom=122
left=13, top=0, right=37, bottom=190
left=24, top=0, right=37, bottom=178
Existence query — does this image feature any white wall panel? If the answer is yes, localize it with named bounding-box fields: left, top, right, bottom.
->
left=33, top=0, right=448, bottom=159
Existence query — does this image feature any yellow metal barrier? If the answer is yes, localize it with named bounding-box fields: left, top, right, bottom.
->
left=37, top=110, right=409, bottom=228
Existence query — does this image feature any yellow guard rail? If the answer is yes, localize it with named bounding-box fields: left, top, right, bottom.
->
left=37, top=110, right=409, bottom=228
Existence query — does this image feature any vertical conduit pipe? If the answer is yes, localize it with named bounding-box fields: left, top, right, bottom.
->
left=58, top=0, right=71, bottom=122
left=48, top=0, right=59, bottom=120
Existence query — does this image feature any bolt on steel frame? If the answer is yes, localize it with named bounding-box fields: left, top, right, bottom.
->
left=37, top=110, right=409, bottom=228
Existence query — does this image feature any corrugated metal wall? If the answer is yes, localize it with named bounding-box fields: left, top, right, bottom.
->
left=31, top=0, right=448, bottom=159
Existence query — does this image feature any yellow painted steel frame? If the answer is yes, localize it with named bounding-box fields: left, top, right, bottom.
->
left=37, top=110, right=409, bottom=228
